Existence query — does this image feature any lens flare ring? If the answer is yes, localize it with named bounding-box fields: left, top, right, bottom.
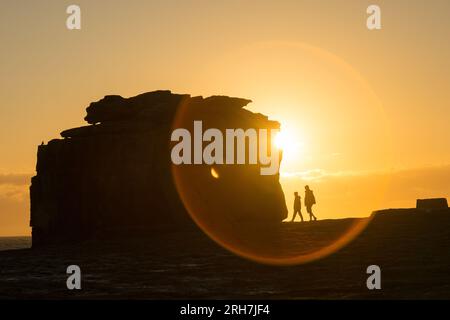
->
left=171, top=41, right=392, bottom=266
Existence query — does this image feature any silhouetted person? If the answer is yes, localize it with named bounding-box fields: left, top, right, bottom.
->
left=304, top=185, right=317, bottom=221
left=291, top=192, right=304, bottom=222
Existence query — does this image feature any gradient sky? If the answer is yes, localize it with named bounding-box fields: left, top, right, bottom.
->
left=1, top=0, right=449, bottom=235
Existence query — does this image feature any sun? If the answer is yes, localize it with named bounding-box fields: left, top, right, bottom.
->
left=274, top=131, right=288, bottom=150
left=274, top=130, right=302, bottom=155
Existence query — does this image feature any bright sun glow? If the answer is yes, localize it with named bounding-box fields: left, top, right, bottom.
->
left=274, top=129, right=303, bottom=160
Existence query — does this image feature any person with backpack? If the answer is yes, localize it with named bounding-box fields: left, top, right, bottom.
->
left=304, top=185, right=317, bottom=221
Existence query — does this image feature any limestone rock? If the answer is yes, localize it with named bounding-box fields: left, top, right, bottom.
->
left=30, top=90, right=288, bottom=247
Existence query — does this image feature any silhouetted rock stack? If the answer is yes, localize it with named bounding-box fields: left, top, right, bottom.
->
left=30, top=91, right=287, bottom=247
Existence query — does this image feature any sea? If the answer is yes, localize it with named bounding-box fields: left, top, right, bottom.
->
left=0, top=237, right=31, bottom=251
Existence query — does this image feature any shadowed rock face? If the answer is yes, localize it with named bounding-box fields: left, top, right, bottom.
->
left=30, top=91, right=287, bottom=247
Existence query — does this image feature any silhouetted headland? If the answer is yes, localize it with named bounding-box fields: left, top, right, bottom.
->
left=372, top=197, right=449, bottom=216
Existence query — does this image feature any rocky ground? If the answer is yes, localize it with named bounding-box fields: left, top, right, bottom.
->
left=1, top=210, right=450, bottom=299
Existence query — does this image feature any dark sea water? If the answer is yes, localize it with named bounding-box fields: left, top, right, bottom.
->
left=0, top=237, right=31, bottom=251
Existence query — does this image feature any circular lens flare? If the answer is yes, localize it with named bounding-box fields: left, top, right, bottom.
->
left=170, top=42, right=392, bottom=266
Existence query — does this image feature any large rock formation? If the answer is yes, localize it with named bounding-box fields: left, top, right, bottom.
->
left=30, top=90, right=287, bottom=247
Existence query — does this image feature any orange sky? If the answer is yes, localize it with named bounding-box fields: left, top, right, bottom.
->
left=0, top=0, right=449, bottom=235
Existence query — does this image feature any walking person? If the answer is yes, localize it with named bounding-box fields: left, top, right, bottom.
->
left=304, top=185, right=317, bottom=221
left=291, top=192, right=304, bottom=222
